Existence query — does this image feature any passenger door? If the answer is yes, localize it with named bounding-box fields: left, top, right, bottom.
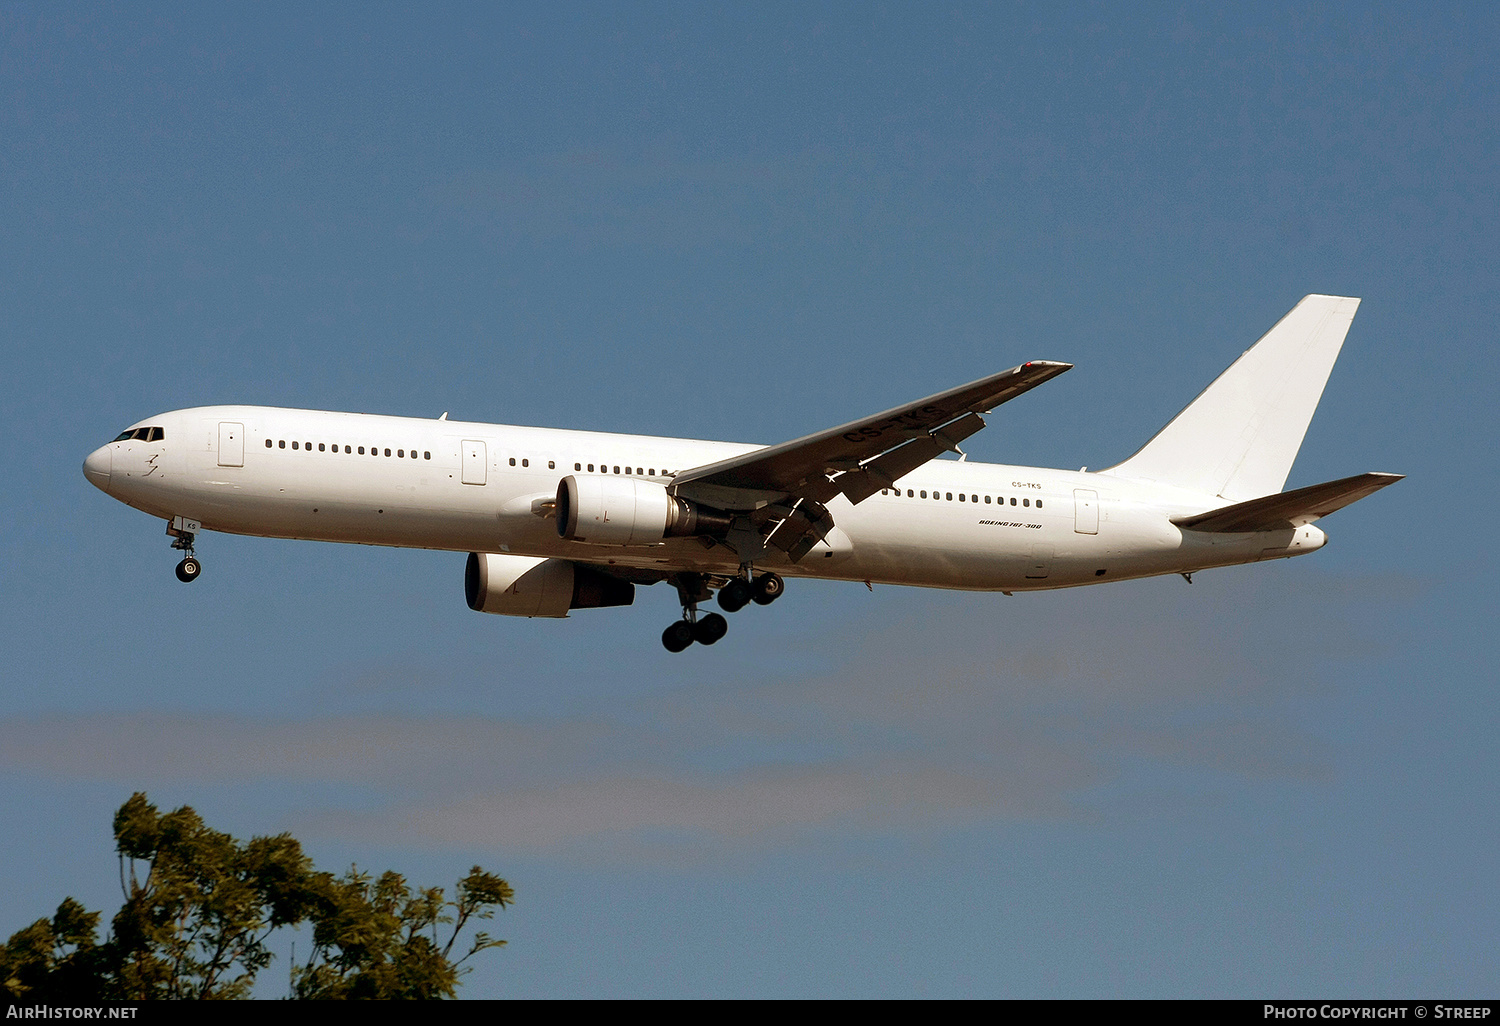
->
left=218, top=422, right=244, bottom=468
left=1073, top=489, right=1098, bottom=534
left=462, top=440, right=487, bottom=485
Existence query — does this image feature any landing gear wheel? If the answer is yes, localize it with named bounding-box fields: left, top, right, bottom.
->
left=752, top=572, right=784, bottom=605
left=692, top=612, right=728, bottom=645
left=717, top=578, right=753, bottom=613
left=175, top=557, right=201, bottom=583
left=662, top=621, right=695, bottom=653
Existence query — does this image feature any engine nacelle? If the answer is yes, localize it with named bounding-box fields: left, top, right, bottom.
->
left=555, top=475, right=731, bottom=545
left=465, top=552, right=634, bottom=618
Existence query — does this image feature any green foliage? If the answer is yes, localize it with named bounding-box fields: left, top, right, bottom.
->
left=0, top=793, right=513, bottom=1000
left=0, top=898, right=106, bottom=1000
left=291, top=866, right=513, bottom=999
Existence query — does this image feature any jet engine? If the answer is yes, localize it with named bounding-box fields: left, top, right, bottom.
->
left=465, top=552, right=634, bottom=618
left=555, top=475, right=731, bottom=545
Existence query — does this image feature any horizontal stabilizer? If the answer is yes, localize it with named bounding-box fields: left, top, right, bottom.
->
left=1171, top=472, right=1403, bottom=533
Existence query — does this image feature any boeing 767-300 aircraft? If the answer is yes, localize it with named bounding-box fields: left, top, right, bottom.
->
left=83, top=295, right=1401, bottom=651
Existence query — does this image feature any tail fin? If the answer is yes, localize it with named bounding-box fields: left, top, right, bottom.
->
left=1101, top=295, right=1360, bottom=501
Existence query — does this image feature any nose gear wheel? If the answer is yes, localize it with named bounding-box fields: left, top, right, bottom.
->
left=167, top=522, right=202, bottom=583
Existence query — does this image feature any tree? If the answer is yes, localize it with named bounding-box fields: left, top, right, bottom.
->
left=0, top=793, right=513, bottom=1000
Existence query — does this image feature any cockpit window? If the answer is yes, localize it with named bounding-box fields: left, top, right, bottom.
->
left=113, top=427, right=164, bottom=442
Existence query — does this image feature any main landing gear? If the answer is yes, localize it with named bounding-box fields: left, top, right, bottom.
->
left=661, top=569, right=784, bottom=652
left=167, top=518, right=201, bottom=583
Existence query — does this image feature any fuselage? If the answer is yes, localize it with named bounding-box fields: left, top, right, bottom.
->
left=82, top=405, right=1326, bottom=592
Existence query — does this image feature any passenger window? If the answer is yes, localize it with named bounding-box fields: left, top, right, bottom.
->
left=358, top=446, right=365, bottom=454
left=319, top=443, right=326, bottom=452
left=984, top=495, right=991, bottom=503
left=613, top=466, right=620, bottom=474
left=946, top=492, right=952, bottom=501
left=292, top=441, right=299, bottom=450
left=522, top=459, right=529, bottom=467
left=509, top=458, right=515, bottom=466
left=549, top=461, right=555, bottom=470
left=384, top=448, right=391, bottom=457
left=1010, top=497, right=1016, bottom=506
left=958, top=493, right=965, bottom=501
left=1023, top=498, right=1030, bottom=507
left=346, top=446, right=353, bottom=453
left=575, top=463, right=581, bottom=471
left=411, top=450, right=417, bottom=459
left=588, top=464, right=594, bottom=472
left=265, top=439, right=273, bottom=448
left=398, top=449, right=404, bottom=458
left=1036, top=499, right=1043, bottom=508
left=907, top=489, right=914, bottom=497
left=423, top=451, right=431, bottom=460
left=920, top=490, right=927, bottom=498
left=650, top=468, right=656, bottom=477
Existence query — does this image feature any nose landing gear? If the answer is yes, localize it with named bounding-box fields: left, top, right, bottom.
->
left=167, top=517, right=202, bottom=583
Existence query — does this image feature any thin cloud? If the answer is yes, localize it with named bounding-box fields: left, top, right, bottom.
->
left=0, top=573, right=1397, bottom=857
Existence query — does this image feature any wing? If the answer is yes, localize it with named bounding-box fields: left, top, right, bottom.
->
left=669, top=361, right=1072, bottom=562
left=1171, top=472, right=1404, bottom=533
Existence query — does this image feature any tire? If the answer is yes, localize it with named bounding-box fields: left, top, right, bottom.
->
left=175, top=558, right=201, bottom=583
left=662, top=621, right=695, bottom=653
left=751, top=572, right=784, bottom=605
left=717, top=578, right=752, bottom=613
left=692, top=612, right=728, bottom=645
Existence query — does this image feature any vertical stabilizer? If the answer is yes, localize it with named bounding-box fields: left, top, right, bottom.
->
left=1101, top=295, right=1360, bottom=501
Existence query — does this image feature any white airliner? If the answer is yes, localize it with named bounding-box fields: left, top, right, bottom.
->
left=83, top=295, right=1400, bottom=651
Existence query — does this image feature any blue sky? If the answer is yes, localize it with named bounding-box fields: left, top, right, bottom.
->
left=1, top=2, right=1495, bottom=997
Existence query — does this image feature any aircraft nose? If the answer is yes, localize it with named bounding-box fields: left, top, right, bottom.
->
left=83, top=445, right=112, bottom=491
